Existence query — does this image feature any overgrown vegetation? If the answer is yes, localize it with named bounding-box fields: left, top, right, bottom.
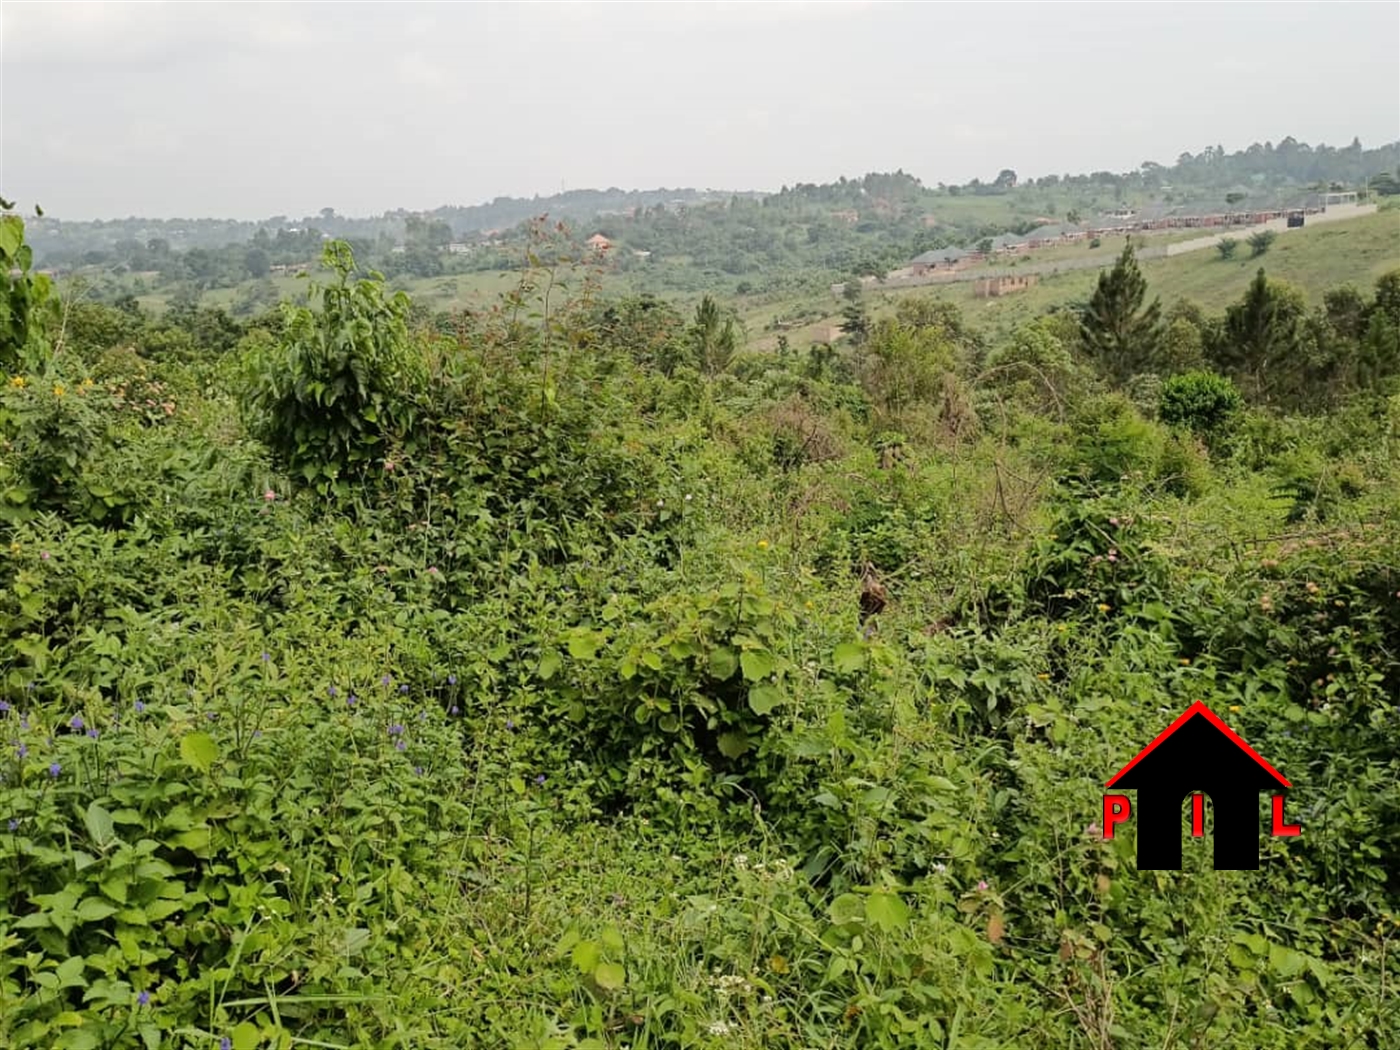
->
left=2, top=200, right=1398, bottom=1049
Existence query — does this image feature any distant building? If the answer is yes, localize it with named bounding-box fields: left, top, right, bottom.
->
left=909, top=246, right=972, bottom=276
left=586, top=233, right=612, bottom=252
left=974, top=274, right=1039, bottom=298
left=447, top=243, right=473, bottom=255
left=831, top=209, right=859, bottom=225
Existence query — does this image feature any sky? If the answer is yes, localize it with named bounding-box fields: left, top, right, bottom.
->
left=2, top=0, right=1398, bottom=221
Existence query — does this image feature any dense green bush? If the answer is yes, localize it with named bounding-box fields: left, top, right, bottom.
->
left=241, top=243, right=423, bottom=495
left=1159, top=369, right=1244, bottom=451
left=2, top=224, right=1397, bottom=1049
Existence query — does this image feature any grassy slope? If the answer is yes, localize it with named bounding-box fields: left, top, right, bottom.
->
left=741, top=210, right=1400, bottom=350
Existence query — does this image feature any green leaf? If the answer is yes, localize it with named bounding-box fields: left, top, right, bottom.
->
left=537, top=652, right=561, bottom=680
left=740, top=649, right=774, bottom=682
left=567, top=629, right=603, bottom=660
left=748, top=683, right=782, bottom=715
left=829, top=893, right=865, bottom=927
left=231, top=1021, right=260, bottom=1050
left=84, top=802, right=117, bottom=849
left=865, top=892, right=910, bottom=932
left=55, top=956, right=86, bottom=988
left=0, top=216, right=23, bottom=259
left=593, top=962, right=626, bottom=991
left=75, top=897, right=118, bottom=923
left=55, top=1030, right=101, bottom=1050
left=708, top=647, right=738, bottom=680
left=571, top=940, right=600, bottom=975
left=179, top=732, right=218, bottom=772
left=716, top=731, right=750, bottom=759
left=832, top=642, right=867, bottom=673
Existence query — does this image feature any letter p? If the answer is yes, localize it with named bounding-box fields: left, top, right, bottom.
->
left=1103, top=794, right=1132, bottom=839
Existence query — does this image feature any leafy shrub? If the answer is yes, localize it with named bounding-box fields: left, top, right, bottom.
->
left=540, top=571, right=800, bottom=815
left=1159, top=370, right=1244, bottom=452
left=1271, top=449, right=1367, bottom=522
left=1068, top=393, right=1164, bottom=488
left=241, top=243, right=423, bottom=494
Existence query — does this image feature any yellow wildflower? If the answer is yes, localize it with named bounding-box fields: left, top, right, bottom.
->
left=1096, top=603, right=1111, bottom=613
left=1036, top=673, right=1050, bottom=681
left=52, top=383, right=66, bottom=397
left=1229, top=705, right=1241, bottom=713
left=1180, top=658, right=1191, bottom=666
left=9, top=375, right=25, bottom=388
left=756, top=540, right=769, bottom=550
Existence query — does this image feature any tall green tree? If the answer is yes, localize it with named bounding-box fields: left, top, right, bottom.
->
left=1080, top=242, right=1163, bottom=384
left=690, top=295, right=738, bottom=376
left=1214, top=268, right=1303, bottom=400
left=840, top=279, right=870, bottom=346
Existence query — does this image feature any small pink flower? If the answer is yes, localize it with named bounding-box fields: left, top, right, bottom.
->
left=1108, top=517, right=1120, bottom=527
left=427, top=566, right=439, bottom=575
left=263, top=490, right=276, bottom=502
left=977, top=880, right=989, bottom=891
left=1086, top=823, right=1101, bottom=838
left=384, top=461, right=396, bottom=473
left=40, top=551, right=50, bottom=561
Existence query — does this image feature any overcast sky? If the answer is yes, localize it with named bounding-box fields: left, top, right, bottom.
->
left=2, top=1, right=1397, bottom=220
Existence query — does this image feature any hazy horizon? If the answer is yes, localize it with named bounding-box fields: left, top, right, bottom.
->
left=3, top=0, right=1398, bottom=221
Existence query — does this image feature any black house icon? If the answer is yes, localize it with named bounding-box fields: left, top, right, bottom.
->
left=1106, top=702, right=1290, bottom=870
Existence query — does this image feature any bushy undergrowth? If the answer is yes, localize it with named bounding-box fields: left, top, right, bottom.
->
left=2, top=232, right=1397, bottom=1048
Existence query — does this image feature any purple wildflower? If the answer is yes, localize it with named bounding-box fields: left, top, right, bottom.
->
left=69, top=715, right=84, bottom=730
left=261, top=652, right=270, bottom=663
left=347, top=694, right=357, bottom=707
left=6, top=818, right=17, bottom=832
left=16, top=744, right=27, bottom=759
left=534, top=774, right=546, bottom=786
left=399, top=684, right=409, bottom=695
left=380, top=674, right=392, bottom=687
left=137, top=990, right=150, bottom=1007
left=388, top=724, right=404, bottom=736
left=48, top=762, right=61, bottom=778
left=449, top=706, right=459, bottom=716
left=447, top=674, right=457, bottom=686
left=134, top=701, right=146, bottom=714
left=221, top=1039, right=232, bottom=1050
left=394, top=739, right=406, bottom=752
left=505, top=719, right=516, bottom=731
left=86, top=728, right=99, bottom=739
left=0, top=701, right=9, bottom=713
left=414, top=766, right=425, bottom=776
left=252, top=730, right=263, bottom=738
left=328, top=685, right=338, bottom=698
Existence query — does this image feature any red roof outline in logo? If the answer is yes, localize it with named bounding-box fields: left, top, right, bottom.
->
left=1105, top=701, right=1291, bottom=788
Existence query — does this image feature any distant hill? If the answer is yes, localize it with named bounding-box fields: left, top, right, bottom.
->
left=22, top=136, right=1400, bottom=302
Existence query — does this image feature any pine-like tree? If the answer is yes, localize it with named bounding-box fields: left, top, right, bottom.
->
left=1216, top=268, right=1301, bottom=398
left=1080, top=242, right=1163, bottom=383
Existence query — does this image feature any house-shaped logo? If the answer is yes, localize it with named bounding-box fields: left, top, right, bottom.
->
left=1102, top=702, right=1300, bottom=870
